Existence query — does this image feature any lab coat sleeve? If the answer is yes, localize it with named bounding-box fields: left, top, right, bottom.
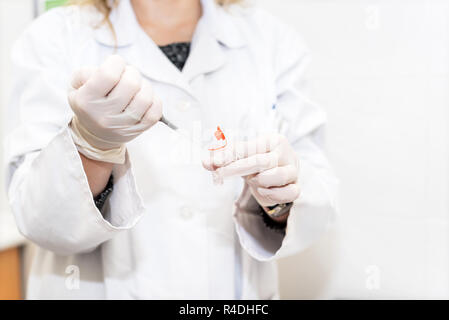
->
left=4, top=9, right=145, bottom=256
left=232, top=18, right=338, bottom=261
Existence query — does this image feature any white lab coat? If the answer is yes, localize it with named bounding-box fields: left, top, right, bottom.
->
left=4, top=0, right=337, bottom=299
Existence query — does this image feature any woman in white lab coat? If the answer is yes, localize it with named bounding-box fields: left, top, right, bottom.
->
left=5, top=0, right=337, bottom=299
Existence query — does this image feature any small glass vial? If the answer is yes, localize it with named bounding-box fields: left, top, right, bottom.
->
left=206, top=126, right=228, bottom=185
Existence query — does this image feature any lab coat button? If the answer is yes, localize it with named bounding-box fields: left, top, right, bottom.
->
left=176, top=100, right=191, bottom=112
left=179, top=206, right=194, bottom=220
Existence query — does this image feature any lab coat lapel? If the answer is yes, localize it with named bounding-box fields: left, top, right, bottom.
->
left=130, top=32, right=193, bottom=95
left=182, top=19, right=226, bottom=83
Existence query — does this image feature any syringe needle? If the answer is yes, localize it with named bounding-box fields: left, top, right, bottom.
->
left=159, top=115, right=178, bottom=130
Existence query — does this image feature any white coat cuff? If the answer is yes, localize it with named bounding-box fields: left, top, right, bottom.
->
left=63, top=126, right=145, bottom=232
left=232, top=160, right=335, bottom=262
left=9, top=127, right=145, bottom=255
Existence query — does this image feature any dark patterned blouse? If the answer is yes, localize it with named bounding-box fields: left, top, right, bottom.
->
left=159, top=42, right=191, bottom=71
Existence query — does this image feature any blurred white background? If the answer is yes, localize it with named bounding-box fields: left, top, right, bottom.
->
left=1, top=0, right=449, bottom=299
left=0, top=0, right=32, bottom=251
left=256, top=0, right=449, bottom=299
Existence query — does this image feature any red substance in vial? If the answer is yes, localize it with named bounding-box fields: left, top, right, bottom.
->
left=208, top=126, right=227, bottom=151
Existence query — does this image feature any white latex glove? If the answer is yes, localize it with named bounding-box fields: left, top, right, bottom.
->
left=68, top=55, right=162, bottom=164
left=202, top=134, right=300, bottom=207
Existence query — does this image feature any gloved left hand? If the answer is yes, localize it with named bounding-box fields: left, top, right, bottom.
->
left=202, top=134, right=300, bottom=208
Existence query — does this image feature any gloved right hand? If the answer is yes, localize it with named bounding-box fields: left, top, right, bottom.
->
left=68, top=55, right=162, bottom=164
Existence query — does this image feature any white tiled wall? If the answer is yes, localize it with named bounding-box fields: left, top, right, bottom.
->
left=256, top=0, right=449, bottom=299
